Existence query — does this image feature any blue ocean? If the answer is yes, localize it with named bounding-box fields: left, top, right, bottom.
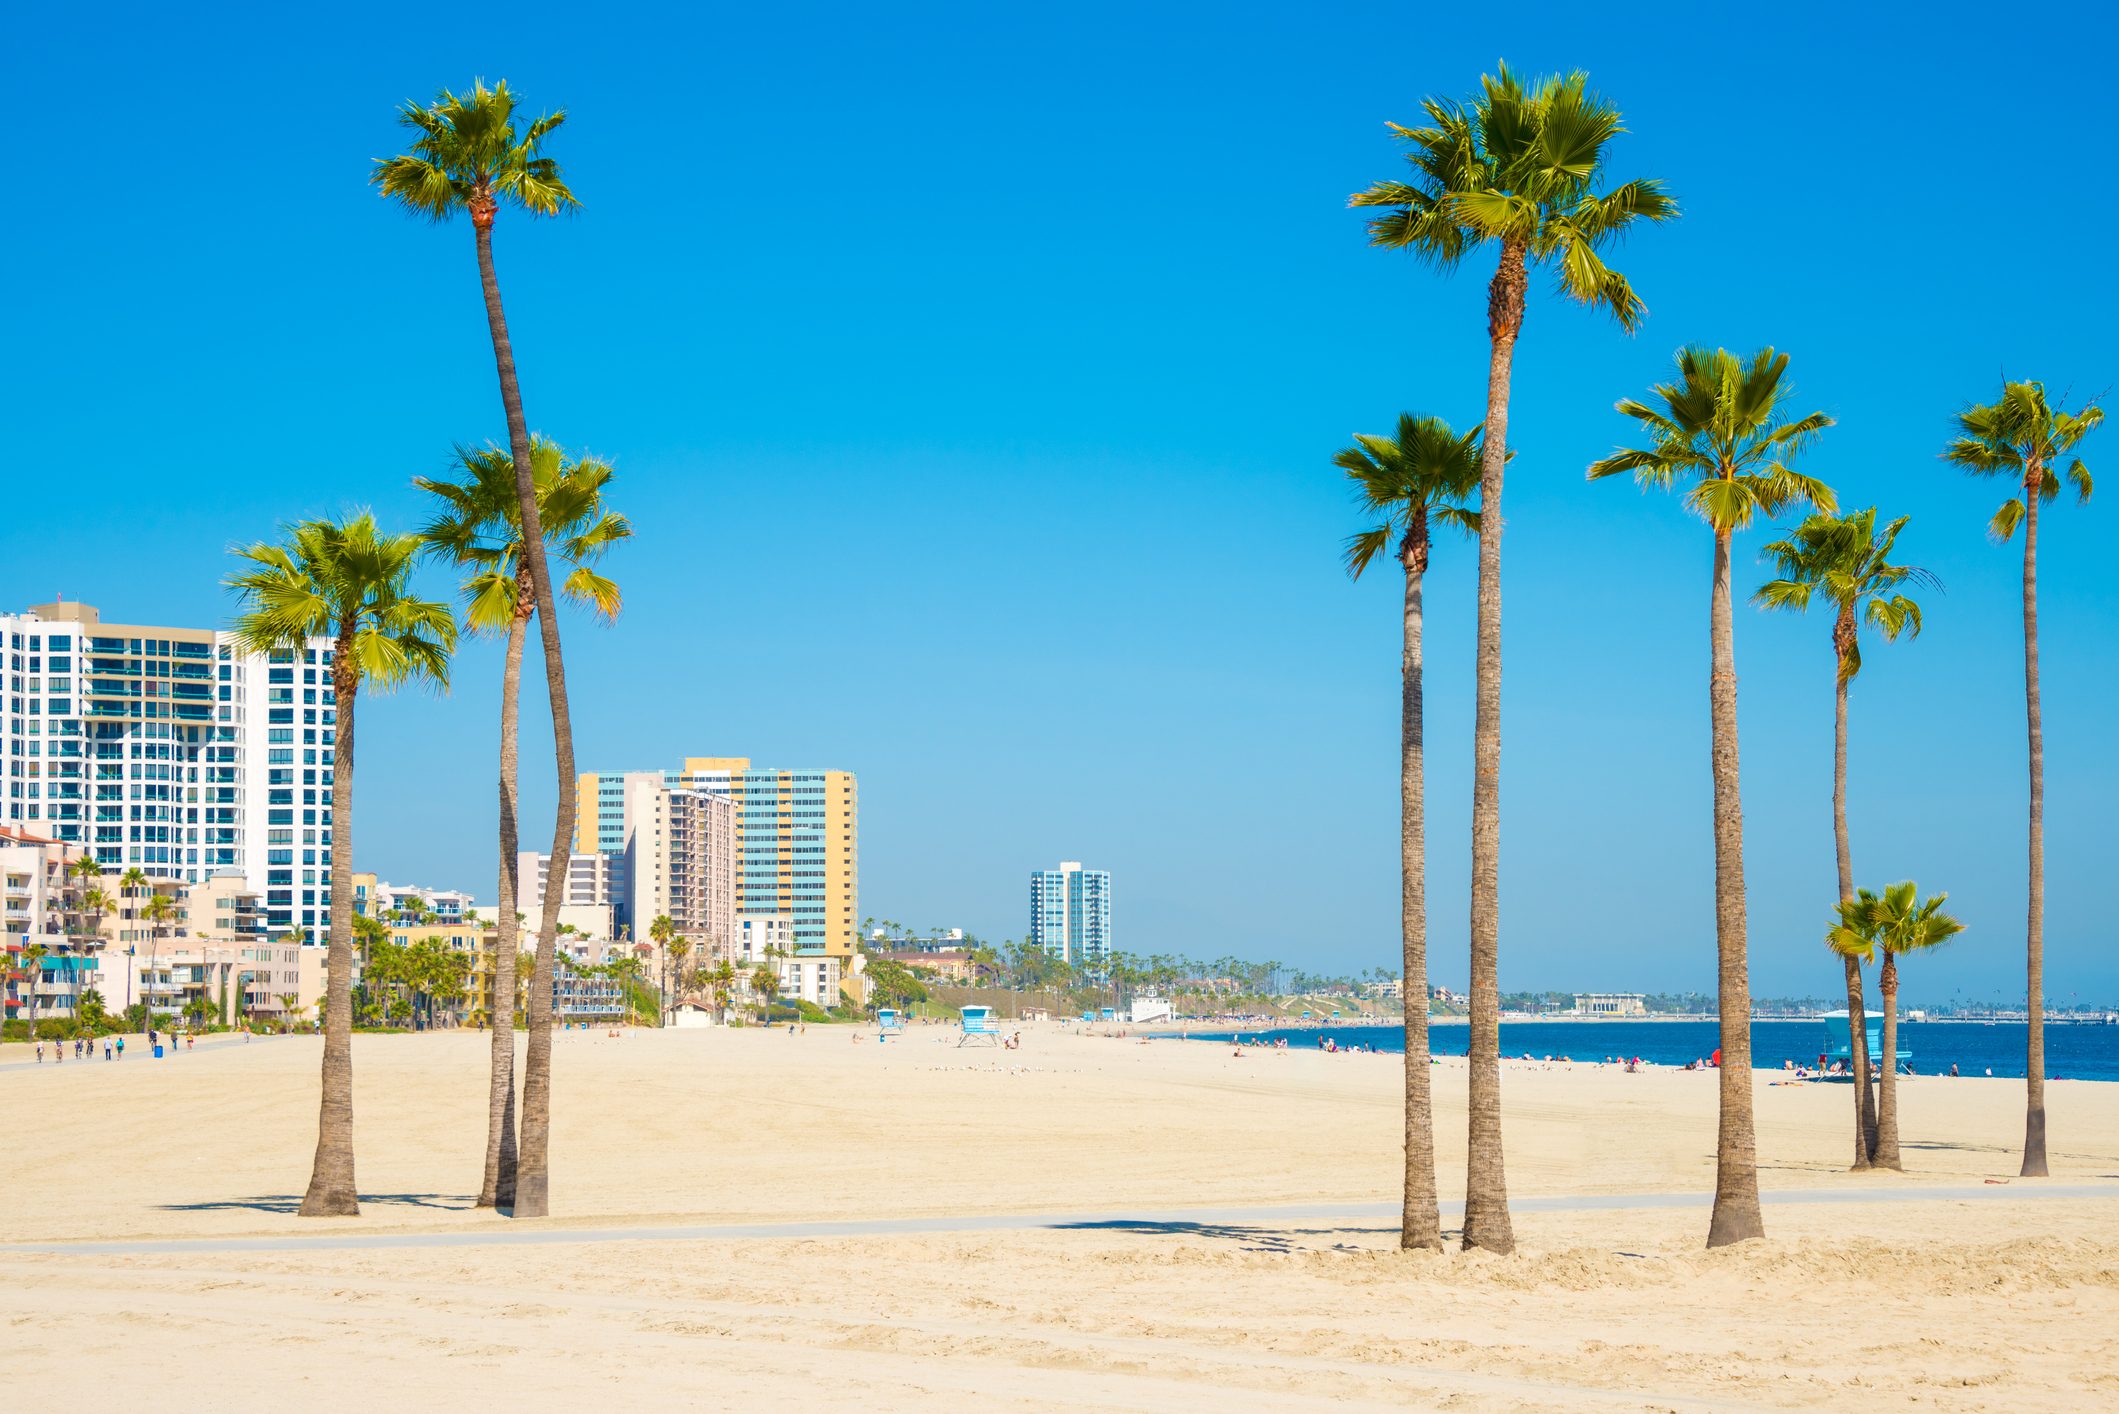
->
left=1178, top=1019, right=2119, bottom=1082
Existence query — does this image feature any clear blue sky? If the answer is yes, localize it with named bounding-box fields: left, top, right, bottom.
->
left=6, top=2, right=2114, bottom=1003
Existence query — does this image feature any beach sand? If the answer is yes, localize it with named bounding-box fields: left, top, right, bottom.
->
left=3, top=1024, right=2114, bottom=1409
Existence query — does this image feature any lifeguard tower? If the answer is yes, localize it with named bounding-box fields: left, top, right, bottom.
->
left=1824, top=1022, right=1914, bottom=1076
left=959, top=1004, right=1002, bottom=1047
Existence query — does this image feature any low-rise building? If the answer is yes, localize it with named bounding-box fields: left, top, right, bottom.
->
left=1572, top=992, right=1647, bottom=1017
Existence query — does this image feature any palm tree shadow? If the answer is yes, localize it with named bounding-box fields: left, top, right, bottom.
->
left=157, top=1192, right=476, bottom=1214
left=1050, top=1220, right=1394, bottom=1253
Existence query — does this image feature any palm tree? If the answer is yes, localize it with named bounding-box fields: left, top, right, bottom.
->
left=1337, top=412, right=1481, bottom=1252
left=711, top=959, right=737, bottom=1024
left=1941, top=381, right=2101, bottom=1178
left=419, top=436, right=627, bottom=1208
left=228, top=513, right=456, bottom=1216
left=1588, top=346, right=1835, bottom=1247
left=140, top=893, right=179, bottom=1028
left=1827, top=883, right=1966, bottom=1169
left=19, top=942, right=48, bottom=1041
left=1351, top=65, right=1674, bottom=1254
left=375, top=77, right=582, bottom=1219
left=1756, top=508, right=1933, bottom=1167
left=647, top=914, right=678, bottom=1026
left=754, top=963, right=780, bottom=1025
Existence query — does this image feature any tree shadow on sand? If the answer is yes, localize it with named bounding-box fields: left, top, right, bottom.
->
left=1049, top=1219, right=1393, bottom=1253
left=156, top=1193, right=476, bottom=1214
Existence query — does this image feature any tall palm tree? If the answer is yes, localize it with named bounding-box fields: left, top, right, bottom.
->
left=1589, top=346, right=1834, bottom=1247
left=419, top=436, right=627, bottom=1208
left=1337, top=413, right=1481, bottom=1252
left=1756, top=508, right=1933, bottom=1167
left=228, top=513, right=456, bottom=1216
left=1827, top=882, right=1965, bottom=1169
left=1941, top=381, right=2100, bottom=1178
left=375, top=77, right=581, bottom=1219
left=1351, top=65, right=1674, bottom=1254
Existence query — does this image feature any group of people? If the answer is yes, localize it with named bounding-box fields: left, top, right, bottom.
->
left=34, top=1035, right=126, bottom=1062
left=27, top=1027, right=199, bottom=1065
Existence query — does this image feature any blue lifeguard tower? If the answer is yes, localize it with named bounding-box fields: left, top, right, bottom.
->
left=959, top=1005, right=1002, bottom=1047
left=1823, top=1022, right=1914, bottom=1076
left=877, top=1007, right=904, bottom=1038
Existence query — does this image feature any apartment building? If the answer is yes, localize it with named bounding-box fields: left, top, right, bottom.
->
left=349, top=873, right=476, bottom=925
left=517, top=851, right=621, bottom=912
left=577, top=757, right=858, bottom=959
left=1, top=600, right=337, bottom=935
left=733, top=915, right=859, bottom=1009
left=620, top=776, right=736, bottom=962
left=1029, top=860, right=1113, bottom=976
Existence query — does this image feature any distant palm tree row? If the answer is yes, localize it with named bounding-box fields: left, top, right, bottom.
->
left=228, top=81, right=623, bottom=1221
left=1344, top=63, right=2097, bottom=1250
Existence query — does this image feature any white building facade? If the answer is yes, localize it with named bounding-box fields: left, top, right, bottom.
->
left=1029, top=860, right=1112, bottom=975
left=2, top=600, right=336, bottom=937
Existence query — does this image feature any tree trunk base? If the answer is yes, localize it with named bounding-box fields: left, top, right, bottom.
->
left=512, top=1172, right=549, bottom=1218
left=1705, top=1199, right=1764, bottom=1248
left=298, top=1184, right=360, bottom=1218
left=2021, top=1107, right=2049, bottom=1177
left=1461, top=1206, right=1515, bottom=1255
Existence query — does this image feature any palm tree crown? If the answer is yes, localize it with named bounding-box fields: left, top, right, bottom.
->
left=418, top=436, right=630, bottom=632
left=227, top=513, right=457, bottom=687
left=372, top=79, right=579, bottom=227
left=1349, top=64, right=1676, bottom=329
left=1338, top=415, right=1483, bottom=579
left=1828, top=882, right=1966, bottom=967
left=1756, top=508, right=1934, bottom=681
left=1942, top=381, right=2099, bottom=539
left=1587, top=347, right=1837, bottom=526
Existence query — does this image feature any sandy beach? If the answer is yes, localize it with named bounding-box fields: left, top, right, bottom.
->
left=3, top=1024, right=2114, bottom=1409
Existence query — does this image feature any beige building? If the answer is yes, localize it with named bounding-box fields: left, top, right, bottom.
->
left=616, top=776, right=737, bottom=964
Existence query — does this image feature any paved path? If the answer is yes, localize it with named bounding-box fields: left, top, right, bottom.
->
left=9, top=1182, right=2114, bottom=1257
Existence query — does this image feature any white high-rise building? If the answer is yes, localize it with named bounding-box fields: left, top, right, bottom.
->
left=1, top=600, right=336, bottom=935
left=1029, top=860, right=1113, bottom=975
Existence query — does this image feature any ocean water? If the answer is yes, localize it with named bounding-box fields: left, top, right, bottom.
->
left=1178, top=1019, right=2119, bottom=1082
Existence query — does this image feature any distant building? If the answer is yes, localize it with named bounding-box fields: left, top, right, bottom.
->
left=1029, top=860, right=1112, bottom=975
left=576, top=758, right=854, bottom=961
left=1573, top=992, right=1647, bottom=1016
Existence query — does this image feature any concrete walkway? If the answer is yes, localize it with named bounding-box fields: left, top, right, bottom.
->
left=9, top=1181, right=2114, bottom=1257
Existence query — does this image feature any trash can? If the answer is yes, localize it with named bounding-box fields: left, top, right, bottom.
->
left=153, top=1044, right=164, bottom=1059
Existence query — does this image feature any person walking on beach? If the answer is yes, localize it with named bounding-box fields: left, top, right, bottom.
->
left=116, top=1035, right=125, bottom=1059
left=35, top=1041, right=44, bottom=1063
left=104, top=1040, right=112, bottom=1060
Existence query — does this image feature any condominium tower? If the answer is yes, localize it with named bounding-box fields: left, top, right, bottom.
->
left=1029, top=860, right=1112, bottom=974
left=577, top=757, right=857, bottom=957
left=2, top=600, right=336, bottom=934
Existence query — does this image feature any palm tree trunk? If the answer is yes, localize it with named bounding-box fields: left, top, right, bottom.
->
left=478, top=603, right=530, bottom=1209
left=1831, top=654, right=1875, bottom=1168
left=472, top=209, right=579, bottom=1219
left=1706, top=528, right=1763, bottom=1248
left=2019, top=482, right=2047, bottom=1177
left=1399, top=521, right=1440, bottom=1252
left=1463, top=240, right=1525, bottom=1255
left=299, top=639, right=360, bottom=1217
left=1875, top=951, right=1902, bottom=1169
